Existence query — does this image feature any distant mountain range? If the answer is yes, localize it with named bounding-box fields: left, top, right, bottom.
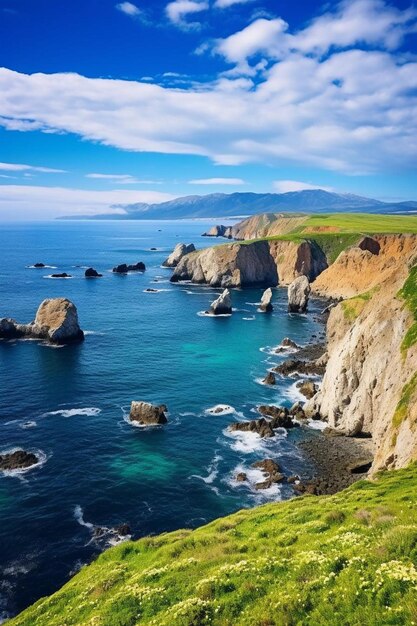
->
left=61, top=190, right=417, bottom=220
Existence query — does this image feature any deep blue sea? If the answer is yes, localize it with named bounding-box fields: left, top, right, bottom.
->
left=0, top=220, right=325, bottom=620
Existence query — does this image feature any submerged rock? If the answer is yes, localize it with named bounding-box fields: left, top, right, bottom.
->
left=0, top=298, right=84, bottom=345
left=85, top=268, right=102, bottom=278
left=288, top=275, right=311, bottom=313
left=51, top=273, right=71, bottom=278
left=0, top=450, right=39, bottom=471
left=33, top=262, right=45, bottom=268
left=210, top=289, right=232, bottom=315
left=235, top=472, right=247, bottom=482
left=129, top=401, right=168, bottom=425
left=113, top=262, right=146, bottom=274
left=259, top=287, right=273, bottom=313
left=229, top=418, right=275, bottom=438
left=162, top=243, right=196, bottom=268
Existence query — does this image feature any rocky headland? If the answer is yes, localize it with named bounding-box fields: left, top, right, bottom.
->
left=162, top=243, right=196, bottom=268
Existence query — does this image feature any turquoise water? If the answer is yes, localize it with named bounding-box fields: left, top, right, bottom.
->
left=0, top=220, right=324, bottom=619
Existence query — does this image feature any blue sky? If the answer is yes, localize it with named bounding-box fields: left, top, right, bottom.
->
left=0, top=0, right=416, bottom=218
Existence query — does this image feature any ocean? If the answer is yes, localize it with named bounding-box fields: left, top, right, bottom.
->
left=0, top=219, right=324, bottom=620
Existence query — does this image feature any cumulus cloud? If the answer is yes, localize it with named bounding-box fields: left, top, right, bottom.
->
left=0, top=161, right=66, bottom=173
left=0, top=185, right=174, bottom=220
left=189, top=177, right=245, bottom=184
left=273, top=180, right=334, bottom=193
left=0, top=0, right=416, bottom=176
left=166, top=0, right=208, bottom=29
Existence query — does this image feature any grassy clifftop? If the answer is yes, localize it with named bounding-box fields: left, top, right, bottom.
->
left=10, top=465, right=417, bottom=626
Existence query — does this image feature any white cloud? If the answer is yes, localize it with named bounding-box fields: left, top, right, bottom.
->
left=214, top=0, right=254, bottom=8
left=273, top=180, right=334, bottom=193
left=116, top=2, right=141, bottom=17
left=0, top=185, right=174, bottom=219
left=189, top=177, right=245, bottom=184
left=0, top=1, right=416, bottom=176
left=85, top=173, right=159, bottom=184
left=166, top=0, right=208, bottom=29
left=0, top=161, right=66, bottom=173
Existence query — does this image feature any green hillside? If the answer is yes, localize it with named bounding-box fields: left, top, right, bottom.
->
left=10, top=464, right=417, bottom=626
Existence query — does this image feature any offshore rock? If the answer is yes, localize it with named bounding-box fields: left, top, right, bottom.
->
left=113, top=262, right=146, bottom=273
left=202, top=225, right=233, bottom=238
left=85, top=268, right=102, bottom=278
left=0, top=450, right=39, bottom=471
left=259, top=287, right=273, bottom=312
left=129, top=401, right=168, bottom=425
left=0, top=298, right=84, bottom=344
left=288, top=275, right=311, bottom=313
left=210, top=289, right=232, bottom=315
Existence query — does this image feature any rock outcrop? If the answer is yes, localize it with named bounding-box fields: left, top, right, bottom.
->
left=210, top=289, right=232, bottom=315
left=288, top=275, right=311, bottom=312
left=85, top=268, right=102, bottom=278
left=129, top=402, right=168, bottom=425
left=252, top=459, right=285, bottom=489
left=268, top=239, right=327, bottom=285
left=259, top=288, right=273, bottom=312
left=312, top=235, right=417, bottom=299
left=51, top=273, right=71, bottom=278
left=113, top=262, right=146, bottom=274
left=202, top=225, right=233, bottom=238
left=0, top=450, right=39, bottom=471
left=162, top=243, right=196, bottom=268
left=171, top=241, right=278, bottom=288
left=262, top=371, right=276, bottom=385
left=0, top=298, right=84, bottom=344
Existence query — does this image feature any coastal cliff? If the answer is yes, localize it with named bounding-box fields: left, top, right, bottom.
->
left=307, top=255, right=417, bottom=472
left=171, top=239, right=327, bottom=287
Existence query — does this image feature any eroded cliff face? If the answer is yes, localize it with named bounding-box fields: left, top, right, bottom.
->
left=307, top=263, right=417, bottom=472
left=171, top=241, right=278, bottom=287
left=312, top=234, right=417, bottom=299
left=171, top=239, right=327, bottom=287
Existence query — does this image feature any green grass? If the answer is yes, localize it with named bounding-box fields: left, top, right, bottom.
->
left=392, top=373, right=417, bottom=429
left=341, top=288, right=379, bottom=322
left=398, top=266, right=417, bottom=357
left=10, top=465, right=417, bottom=626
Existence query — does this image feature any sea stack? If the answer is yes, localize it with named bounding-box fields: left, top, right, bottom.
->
left=259, top=287, right=273, bottom=312
left=162, top=243, right=195, bottom=268
left=112, top=262, right=146, bottom=274
left=129, top=402, right=168, bottom=425
left=288, top=275, right=311, bottom=313
left=210, top=289, right=232, bottom=315
left=85, top=268, right=102, bottom=278
left=0, top=298, right=84, bottom=344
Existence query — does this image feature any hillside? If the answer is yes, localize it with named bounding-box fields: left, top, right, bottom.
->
left=9, top=464, right=417, bottom=626
left=60, top=190, right=417, bottom=220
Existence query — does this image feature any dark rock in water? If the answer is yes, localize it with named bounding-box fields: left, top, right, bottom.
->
left=129, top=401, right=168, bottom=425
left=281, top=337, right=299, bottom=349
left=296, top=380, right=318, bottom=399
left=0, top=298, right=84, bottom=345
left=145, top=288, right=158, bottom=292
left=113, top=262, right=146, bottom=274
left=235, top=472, right=247, bottom=482
left=51, top=273, right=71, bottom=278
left=33, top=263, right=45, bottom=268
left=262, top=371, right=276, bottom=386
left=150, top=247, right=157, bottom=251
left=229, top=418, right=275, bottom=438
left=114, top=523, right=131, bottom=536
left=252, top=459, right=285, bottom=489
left=0, top=450, right=39, bottom=471
left=85, top=268, right=102, bottom=278
left=287, top=475, right=299, bottom=484
left=210, top=289, right=232, bottom=315
left=257, top=405, right=298, bottom=428
left=274, top=359, right=325, bottom=377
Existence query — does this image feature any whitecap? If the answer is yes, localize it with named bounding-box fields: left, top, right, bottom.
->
left=190, top=454, right=222, bottom=486
left=74, top=505, right=94, bottom=530
left=42, top=407, right=101, bottom=418
left=227, top=465, right=282, bottom=499
left=43, top=275, right=74, bottom=280
left=307, top=419, right=327, bottom=431
left=243, top=316, right=255, bottom=321
left=20, top=421, right=37, bottom=429
left=74, top=506, right=131, bottom=546
left=0, top=448, right=48, bottom=477
left=222, top=429, right=266, bottom=454
left=197, top=310, right=232, bottom=318
left=205, top=404, right=236, bottom=416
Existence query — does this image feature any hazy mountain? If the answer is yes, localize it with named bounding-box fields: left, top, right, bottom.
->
left=61, top=190, right=417, bottom=220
